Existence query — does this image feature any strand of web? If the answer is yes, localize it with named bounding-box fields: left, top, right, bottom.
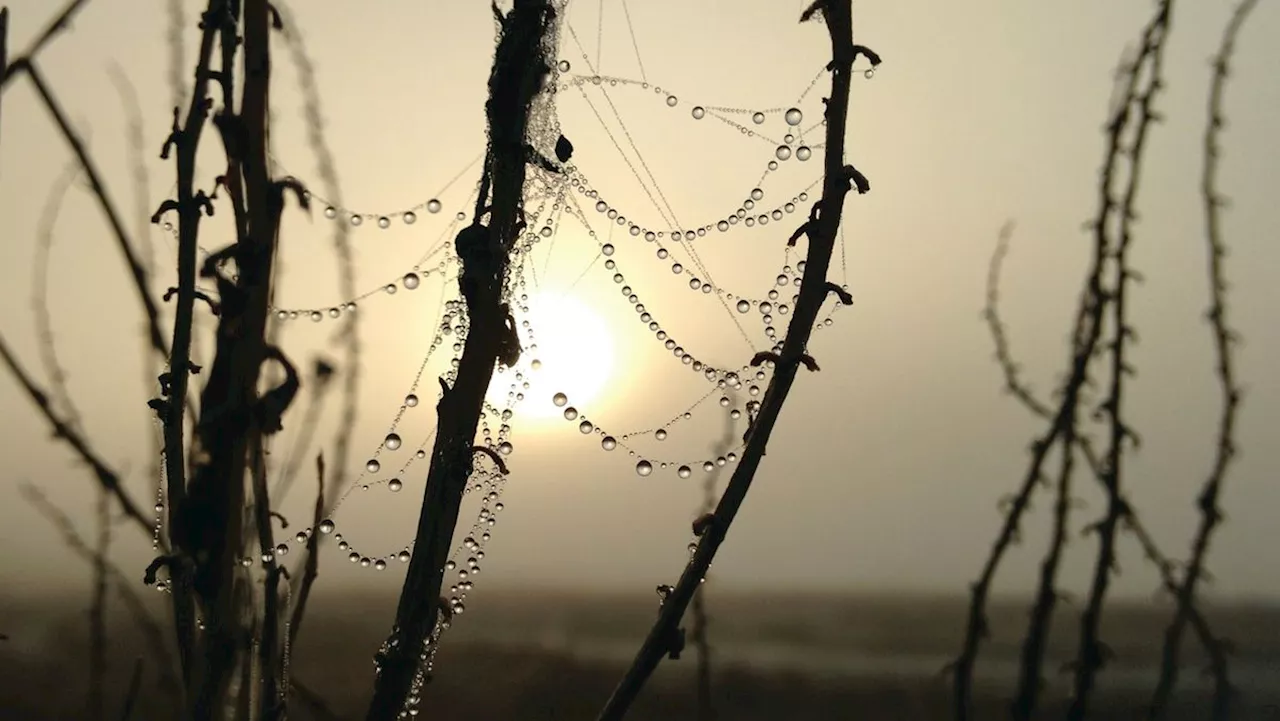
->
left=563, top=21, right=756, bottom=351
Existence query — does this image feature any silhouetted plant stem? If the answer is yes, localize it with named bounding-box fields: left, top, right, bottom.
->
left=1150, top=3, right=1255, bottom=719
left=117, top=658, right=144, bottom=721
left=0, top=0, right=92, bottom=92
left=1068, top=6, right=1172, bottom=719
left=953, top=6, right=1172, bottom=714
left=156, top=0, right=226, bottom=692
left=691, top=410, right=735, bottom=721
left=0, top=338, right=156, bottom=533
left=288, top=455, right=326, bottom=649
left=596, top=3, right=872, bottom=718
left=20, top=483, right=180, bottom=694
left=0, top=7, right=8, bottom=155
left=12, top=59, right=168, bottom=357
left=90, top=484, right=110, bottom=721
left=364, top=4, right=557, bottom=719
left=986, top=222, right=1230, bottom=720
left=275, top=2, right=361, bottom=498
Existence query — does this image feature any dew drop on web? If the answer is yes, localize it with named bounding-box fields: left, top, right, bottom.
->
left=636, top=460, right=653, bottom=477
left=552, top=392, right=568, bottom=407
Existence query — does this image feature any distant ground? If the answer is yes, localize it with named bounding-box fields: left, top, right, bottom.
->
left=2, top=589, right=1277, bottom=720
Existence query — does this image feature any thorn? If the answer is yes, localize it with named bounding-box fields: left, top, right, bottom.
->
left=825, top=282, right=853, bottom=305
left=471, top=445, right=510, bottom=475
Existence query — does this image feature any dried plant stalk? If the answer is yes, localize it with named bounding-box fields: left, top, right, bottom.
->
left=1149, top=2, right=1257, bottom=719
left=365, top=3, right=560, bottom=718
left=596, top=2, right=875, bottom=717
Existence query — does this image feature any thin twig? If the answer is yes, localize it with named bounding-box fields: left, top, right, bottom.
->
left=1068, top=6, right=1173, bottom=719
left=0, top=0, right=92, bottom=91
left=691, top=408, right=735, bottom=721
left=116, top=658, right=144, bottom=721
left=597, top=4, right=870, bottom=718
left=9, top=58, right=168, bottom=358
left=89, top=484, right=110, bottom=721
left=19, top=484, right=180, bottom=693
left=1150, top=2, right=1256, bottom=718
left=288, top=454, right=326, bottom=648
left=31, top=162, right=85, bottom=431
left=0, top=338, right=155, bottom=535
left=275, top=1, right=361, bottom=499
left=953, top=18, right=1157, bottom=716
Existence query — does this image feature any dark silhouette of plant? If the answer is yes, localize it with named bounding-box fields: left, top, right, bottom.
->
left=1149, top=2, right=1258, bottom=718
left=364, top=2, right=562, bottom=717
left=595, top=2, right=875, bottom=717
left=954, top=1, right=1258, bottom=720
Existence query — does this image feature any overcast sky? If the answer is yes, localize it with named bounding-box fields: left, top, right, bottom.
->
left=0, top=0, right=1276, bottom=605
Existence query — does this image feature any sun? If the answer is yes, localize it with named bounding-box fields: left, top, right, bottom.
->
left=489, top=291, right=615, bottom=420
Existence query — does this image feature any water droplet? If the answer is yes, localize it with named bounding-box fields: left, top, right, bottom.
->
left=602, top=243, right=614, bottom=256
left=737, top=299, right=751, bottom=313
left=785, top=107, right=804, bottom=126
left=275, top=543, right=289, bottom=556
left=750, top=188, right=764, bottom=201
left=776, top=145, right=792, bottom=161
left=385, top=433, right=402, bottom=450
left=558, top=59, right=571, bottom=72
left=328, top=307, right=341, bottom=318
left=691, top=106, right=705, bottom=119
left=677, top=465, right=692, bottom=478
left=719, top=396, right=731, bottom=407
left=579, top=420, right=594, bottom=434
left=666, top=95, right=678, bottom=107
left=319, top=519, right=335, bottom=534
left=403, top=273, right=420, bottom=290
left=498, top=441, right=513, bottom=455
left=796, top=145, right=812, bottom=161
left=427, top=199, right=442, bottom=214
left=602, top=436, right=617, bottom=451
left=310, top=311, right=323, bottom=322
left=703, top=461, right=715, bottom=472
left=295, top=531, right=308, bottom=543
left=405, top=394, right=419, bottom=407
left=398, top=550, right=412, bottom=562
left=717, top=220, right=730, bottom=232
left=636, top=460, right=653, bottom=476
left=655, top=429, right=668, bottom=441
left=752, top=111, right=766, bottom=125
left=366, top=459, right=381, bottom=473
left=378, top=216, right=391, bottom=229
left=403, top=211, right=416, bottom=225
left=350, top=214, right=363, bottom=226
left=865, top=68, right=876, bottom=79
left=324, top=206, right=337, bottom=219
left=563, top=407, right=578, bottom=421
left=552, top=392, right=568, bottom=407
left=388, top=478, right=403, bottom=492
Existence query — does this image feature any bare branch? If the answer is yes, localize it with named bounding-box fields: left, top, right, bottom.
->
left=1150, top=2, right=1257, bottom=718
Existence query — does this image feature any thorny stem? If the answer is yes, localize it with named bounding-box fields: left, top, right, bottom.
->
left=952, top=6, right=1167, bottom=716
left=1068, top=5, right=1172, bottom=719
left=985, top=223, right=1230, bottom=718
left=596, top=3, right=867, bottom=718
left=1150, top=2, right=1256, bottom=718
left=161, top=0, right=225, bottom=690
left=364, top=2, right=557, bottom=719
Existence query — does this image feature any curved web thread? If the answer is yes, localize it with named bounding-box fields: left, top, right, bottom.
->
left=563, top=23, right=755, bottom=351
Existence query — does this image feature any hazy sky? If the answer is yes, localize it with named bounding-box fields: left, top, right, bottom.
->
left=0, top=0, right=1277, bottom=607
